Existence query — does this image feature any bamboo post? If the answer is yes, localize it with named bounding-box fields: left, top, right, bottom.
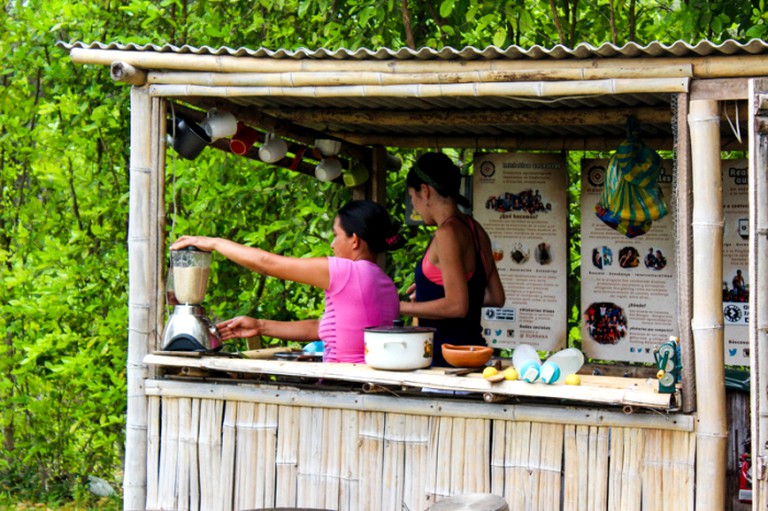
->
left=688, top=99, right=728, bottom=510
left=675, top=93, right=697, bottom=414
left=748, top=78, right=768, bottom=510
left=124, top=86, right=164, bottom=511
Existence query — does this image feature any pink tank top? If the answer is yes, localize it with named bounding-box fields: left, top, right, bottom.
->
left=421, top=216, right=487, bottom=286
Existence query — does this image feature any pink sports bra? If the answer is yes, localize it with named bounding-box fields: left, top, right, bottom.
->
left=421, top=216, right=486, bottom=286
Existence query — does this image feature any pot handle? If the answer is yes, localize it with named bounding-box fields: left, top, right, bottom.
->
left=383, top=340, right=407, bottom=350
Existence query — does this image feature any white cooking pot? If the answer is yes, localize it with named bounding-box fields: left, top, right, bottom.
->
left=364, top=320, right=435, bottom=370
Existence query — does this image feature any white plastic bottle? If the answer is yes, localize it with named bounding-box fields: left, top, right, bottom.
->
left=540, top=348, right=585, bottom=384
left=512, top=344, right=542, bottom=383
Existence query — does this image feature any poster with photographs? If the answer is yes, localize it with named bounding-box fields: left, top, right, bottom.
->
left=722, top=159, right=749, bottom=366
left=580, top=159, right=678, bottom=363
left=472, top=153, right=568, bottom=351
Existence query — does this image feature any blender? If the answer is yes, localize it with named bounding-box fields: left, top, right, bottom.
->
left=161, top=246, right=222, bottom=352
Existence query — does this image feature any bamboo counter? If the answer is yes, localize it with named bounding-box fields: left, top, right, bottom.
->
left=141, top=352, right=695, bottom=511
left=144, top=352, right=679, bottom=412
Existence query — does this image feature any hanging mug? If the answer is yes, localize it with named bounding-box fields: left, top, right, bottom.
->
left=229, top=123, right=261, bottom=155
left=201, top=108, right=238, bottom=141
left=171, top=117, right=211, bottom=160
left=259, top=133, right=288, bottom=163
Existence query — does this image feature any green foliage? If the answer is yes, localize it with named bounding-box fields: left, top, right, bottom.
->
left=2, top=0, right=767, bottom=505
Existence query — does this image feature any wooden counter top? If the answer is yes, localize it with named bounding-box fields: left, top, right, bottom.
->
left=144, top=352, right=679, bottom=412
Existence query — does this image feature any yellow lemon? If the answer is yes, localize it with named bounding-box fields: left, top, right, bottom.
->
left=503, top=367, right=519, bottom=381
left=482, top=366, right=500, bottom=379
left=564, top=373, right=581, bottom=386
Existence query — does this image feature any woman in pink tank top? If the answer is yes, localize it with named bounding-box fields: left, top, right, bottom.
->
left=171, top=200, right=404, bottom=363
left=399, top=152, right=506, bottom=366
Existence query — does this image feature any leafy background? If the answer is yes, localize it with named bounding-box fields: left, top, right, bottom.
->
left=1, top=0, right=764, bottom=507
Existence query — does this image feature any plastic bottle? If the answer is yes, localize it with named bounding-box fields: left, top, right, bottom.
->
left=512, top=344, right=542, bottom=383
left=540, top=348, right=585, bottom=384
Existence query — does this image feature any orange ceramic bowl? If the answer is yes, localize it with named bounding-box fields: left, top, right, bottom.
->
left=441, top=344, right=493, bottom=368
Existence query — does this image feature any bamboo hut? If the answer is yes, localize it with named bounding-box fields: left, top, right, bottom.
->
left=59, top=40, right=768, bottom=511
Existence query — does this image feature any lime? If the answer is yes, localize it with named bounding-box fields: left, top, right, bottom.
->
left=564, top=373, right=581, bottom=385
left=503, top=367, right=519, bottom=381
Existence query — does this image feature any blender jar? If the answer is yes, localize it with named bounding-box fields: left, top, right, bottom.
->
left=170, top=246, right=212, bottom=305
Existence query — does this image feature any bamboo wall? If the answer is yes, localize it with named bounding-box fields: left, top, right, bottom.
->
left=144, top=381, right=696, bottom=511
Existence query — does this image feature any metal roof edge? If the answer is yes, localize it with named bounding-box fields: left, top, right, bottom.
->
left=57, top=38, right=768, bottom=61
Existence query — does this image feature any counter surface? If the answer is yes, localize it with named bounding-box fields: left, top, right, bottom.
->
left=144, top=352, right=679, bottom=411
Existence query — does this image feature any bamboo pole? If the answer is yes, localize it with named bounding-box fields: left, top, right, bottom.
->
left=332, top=132, right=750, bottom=152
left=563, top=424, right=576, bottom=511
left=688, top=99, right=728, bottom=511
left=749, top=79, right=768, bottom=511
left=323, top=408, right=342, bottom=510
left=218, top=402, right=237, bottom=511
left=675, top=92, right=697, bottom=414
left=145, top=65, right=694, bottom=87
left=607, top=427, right=623, bottom=511
left=111, top=61, right=147, bottom=85
left=158, top=397, right=179, bottom=510
left=198, top=399, right=224, bottom=511
left=275, top=405, right=299, bottom=508
left=145, top=396, right=161, bottom=510
left=267, top=105, right=675, bottom=128
left=490, top=421, right=506, bottom=497
left=339, top=409, right=360, bottom=511
left=403, top=414, right=429, bottom=511
left=449, top=418, right=466, bottom=494
left=147, top=77, right=689, bottom=100
left=641, top=430, right=662, bottom=511
left=359, top=412, right=385, bottom=510
left=589, top=427, right=609, bottom=511
left=124, top=85, right=164, bottom=511
left=69, top=47, right=768, bottom=79
left=382, top=413, right=406, bottom=511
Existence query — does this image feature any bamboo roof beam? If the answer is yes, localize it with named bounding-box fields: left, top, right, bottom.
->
left=70, top=47, right=768, bottom=79
left=262, top=104, right=748, bottom=128
left=271, top=106, right=674, bottom=127
left=147, top=78, right=689, bottom=100
left=329, top=133, right=747, bottom=152
left=144, top=65, right=693, bottom=86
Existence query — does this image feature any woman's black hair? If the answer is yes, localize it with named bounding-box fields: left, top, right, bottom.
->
left=406, top=152, right=470, bottom=208
left=337, top=200, right=405, bottom=253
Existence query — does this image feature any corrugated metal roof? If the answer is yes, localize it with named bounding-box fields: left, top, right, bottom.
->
left=58, top=38, right=768, bottom=61
left=58, top=39, right=758, bottom=153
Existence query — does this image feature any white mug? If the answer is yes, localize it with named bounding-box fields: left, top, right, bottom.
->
left=315, top=157, right=343, bottom=181
left=201, top=108, right=237, bottom=141
left=259, top=133, right=288, bottom=163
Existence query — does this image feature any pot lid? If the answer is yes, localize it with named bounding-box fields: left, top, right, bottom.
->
left=364, top=319, right=436, bottom=334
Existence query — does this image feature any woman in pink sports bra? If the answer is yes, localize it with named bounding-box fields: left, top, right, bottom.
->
left=399, top=152, right=505, bottom=366
left=171, top=200, right=404, bottom=363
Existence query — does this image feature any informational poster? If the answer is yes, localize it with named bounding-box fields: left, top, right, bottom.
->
left=722, top=159, right=750, bottom=366
left=472, top=153, right=568, bottom=351
left=580, top=159, right=678, bottom=363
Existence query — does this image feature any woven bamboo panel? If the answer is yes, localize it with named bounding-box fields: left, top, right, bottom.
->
left=149, top=395, right=696, bottom=511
